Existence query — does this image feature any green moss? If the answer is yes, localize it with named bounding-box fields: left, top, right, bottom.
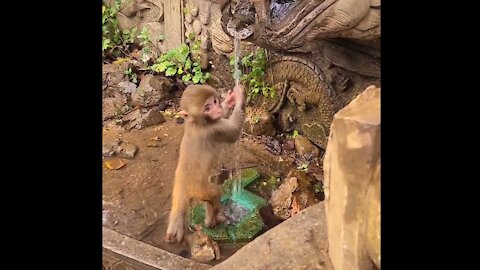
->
left=188, top=168, right=267, bottom=243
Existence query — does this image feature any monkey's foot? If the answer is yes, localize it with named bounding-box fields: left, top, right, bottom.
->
left=216, top=212, right=226, bottom=223
left=165, top=217, right=185, bottom=243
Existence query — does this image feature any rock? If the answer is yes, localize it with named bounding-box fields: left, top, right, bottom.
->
left=117, top=81, right=137, bottom=94
left=302, top=123, right=328, bottom=150
left=199, top=5, right=210, bottom=25
left=157, top=101, right=166, bottom=111
left=103, top=63, right=129, bottom=86
left=244, top=112, right=275, bottom=136
left=102, top=95, right=127, bottom=121
left=115, top=142, right=138, bottom=159
left=211, top=202, right=334, bottom=270
left=185, top=12, right=193, bottom=24
left=294, top=135, right=320, bottom=160
left=123, top=108, right=166, bottom=130
left=282, top=139, right=295, bottom=151
left=142, top=108, right=166, bottom=127
left=190, top=7, right=199, bottom=17
left=186, top=229, right=221, bottom=263
left=193, top=20, right=202, bottom=35
left=269, top=170, right=318, bottom=220
left=103, top=139, right=121, bottom=157
left=323, top=85, right=380, bottom=270
left=269, top=176, right=297, bottom=220
left=211, top=17, right=233, bottom=55
left=131, top=75, right=173, bottom=107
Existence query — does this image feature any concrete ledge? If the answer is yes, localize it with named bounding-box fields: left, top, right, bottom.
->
left=103, top=227, right=211, bottom=270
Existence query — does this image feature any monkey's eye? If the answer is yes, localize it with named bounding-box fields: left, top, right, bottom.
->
left=213, top=99, right=217, bottom=104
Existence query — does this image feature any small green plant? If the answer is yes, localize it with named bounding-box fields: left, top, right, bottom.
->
left=102, top=0, right=137, bottom=58
left=124, top=67, right=138, bottom=83
left=230, top=48, right=275, bottom=101
left=313, top=183, right=324, bottom=194
left=151, top=43, right=210, bottom=84
left=297, top=163, right=309, bottom=173
left=137, top=26, right=149, bottom=46
left=292, top=130, right=299, bottom=138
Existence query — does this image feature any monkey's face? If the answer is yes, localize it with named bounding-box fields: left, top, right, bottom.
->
left=204, top=96, right=223, bottom=120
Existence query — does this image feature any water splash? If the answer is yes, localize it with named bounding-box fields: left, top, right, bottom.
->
left=233, top=36, right=241, bottom=87
left=232, top=36, right=242, bottom=199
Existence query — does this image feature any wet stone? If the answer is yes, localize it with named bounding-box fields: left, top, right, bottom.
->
left=115, top=141, right=138, bottom=159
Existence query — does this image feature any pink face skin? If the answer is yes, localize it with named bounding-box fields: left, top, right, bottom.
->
left=203, top=96, right=223, bottom=120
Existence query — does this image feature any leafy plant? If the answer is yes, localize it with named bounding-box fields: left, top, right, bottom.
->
left=230, top=48, right=275, bottom=101
left=124, top=67, right=138, bottom=83
left=102, top=0, right=137, bottom=57
left=313, top=183, right=324, bottom=194
left=292, top=130, right=299, bottom=138
left=151, top=43, right=210, bottom=84
left=137, top=26, right=150, bottom=46
left=297, top=163, right=309, bottom=173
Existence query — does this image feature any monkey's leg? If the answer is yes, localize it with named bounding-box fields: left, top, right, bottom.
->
left=204, top=201, right=217, bottom=227
left=165, top=185, right=188, bottom=243
left=208, top=183, right=227, bottom=224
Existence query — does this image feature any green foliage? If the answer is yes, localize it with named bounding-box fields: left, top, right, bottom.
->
left=230, top=48, right=275, bottom=101
left=297, top=163, right=309, bottom=173
left=292, top=130, right=299, bottom=138
left=124, top=67, right=138, bottom=83
left=102, top=0, right=137, bottom=57
left=137, top=26, right=150, bottom=46
left=151, top=43, right=210, bottom=84
left=313, top=182, right=324, bottom=194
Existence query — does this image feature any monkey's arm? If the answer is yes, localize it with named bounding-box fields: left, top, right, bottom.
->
left=211, top=102, right=245, bottom=143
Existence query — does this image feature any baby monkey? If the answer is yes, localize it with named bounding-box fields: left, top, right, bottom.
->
left=165, top=84, right=245, bottom=243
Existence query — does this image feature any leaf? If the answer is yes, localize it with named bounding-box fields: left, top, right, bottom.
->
left=152, top=62, right=168, bottom=72
left=292, top=130, right=299, bottom=138
left=193, top=75, right=201, bottom=84
left=112, top=57, right=128, bottom=65
left=165, top=66, right=177, bottom=76
left=104, top=159, right=126, bottom=170
left=102, top=38, right=111, bottom=51
left=182, top=74, right=192, bottom=82
left=177, top=66, right=183, bottom=74
left=188, top=32, right=195, bottom=41
left=185, top=58, right=192, bottom=70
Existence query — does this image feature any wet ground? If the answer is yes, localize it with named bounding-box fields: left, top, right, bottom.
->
left=102, top=117, right=301, bottom=265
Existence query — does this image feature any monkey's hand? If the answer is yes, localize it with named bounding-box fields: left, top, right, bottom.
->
left=222, top=90, right=236, bottom=110
left=232, top=84, right=245, bottom=107
left=165, top=214, right=185, bottom=243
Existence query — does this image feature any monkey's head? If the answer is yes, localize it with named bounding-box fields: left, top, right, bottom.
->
left=179, top=85, right=224, bottom=124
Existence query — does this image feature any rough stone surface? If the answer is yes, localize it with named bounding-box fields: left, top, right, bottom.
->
left=123, top=108, right=166, bottom=130
left=294, top=135, right=320, bottom=160
left=131, top=75, right=173, bottom=107
left=269, top=170, right=318, bottom=220
left=244, top=112, right=275, bottom=136
left=211, top=202, right=333, bottom=270
left=103, top=139, right=121, bottom=157
left=323, top=85, right=380, bottom=270
left=103, top=227, right=211, bottom=270
left=187, top=229, right=221, bottom=263
left=103, top=63, right=129, bottom=86
left=103, top=94, right=127, bottom=121
left=115, top=141, right=138, bottom=159
left=193, top=19, right=203, bottom=35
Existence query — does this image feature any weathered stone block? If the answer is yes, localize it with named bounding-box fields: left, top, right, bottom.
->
left=323, top=85, right=380, bottom=270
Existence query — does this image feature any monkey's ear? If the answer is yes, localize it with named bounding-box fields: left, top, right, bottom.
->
left=178, top=110, right=189, bottom=118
